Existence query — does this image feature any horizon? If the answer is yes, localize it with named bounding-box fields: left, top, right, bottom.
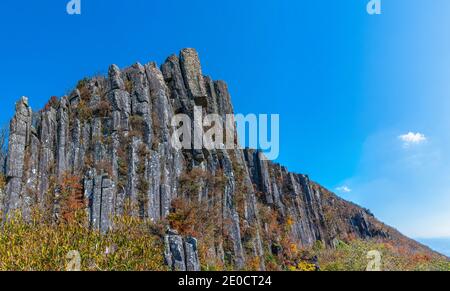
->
left=1, top=0, right=449, bottom=255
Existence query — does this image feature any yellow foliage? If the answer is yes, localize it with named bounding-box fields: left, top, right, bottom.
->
left=296, top=261, right=317, bottom=271
left=245, top=257, right=262, bottom=271
left=0, top=210, right=167, bottom=271
left=289, top=261, right=316, bottom=272
left=290, top=243, right=298, bottom=254
left=0, top=174, right=5, bottom=191
left=286, top=216, right=294, bottom=227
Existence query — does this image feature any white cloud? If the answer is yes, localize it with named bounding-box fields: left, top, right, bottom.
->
left=344, top=130, right=450, bottom=238
left=398, top=132, right=427, bottom=147
left=336, top=186, right=352, bottom=193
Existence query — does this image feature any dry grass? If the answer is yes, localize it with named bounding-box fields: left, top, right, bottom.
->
left=316, top=239, right=450, bottom=271
left=0, top=210, right=167, bottom=271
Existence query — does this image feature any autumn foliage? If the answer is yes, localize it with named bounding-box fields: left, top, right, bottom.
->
left=0, top=174, right=5, bottom=193
left=60, top=173, right=86, bottom=223
left=42, top=96, right=60, bottom=112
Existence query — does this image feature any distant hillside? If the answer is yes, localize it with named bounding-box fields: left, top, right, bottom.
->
left=418, top=238, right=450, bottom=257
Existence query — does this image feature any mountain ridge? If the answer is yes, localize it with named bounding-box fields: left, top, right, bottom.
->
left=0, top=48, right=445, bottom=270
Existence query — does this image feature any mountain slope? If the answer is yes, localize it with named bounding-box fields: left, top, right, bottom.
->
left=0, top=49, right=443, bottom=270
left=418, top=238, right=450, bottom=257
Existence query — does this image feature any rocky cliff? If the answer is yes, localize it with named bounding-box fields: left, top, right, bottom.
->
left=0, top=49, right=435, bottom=270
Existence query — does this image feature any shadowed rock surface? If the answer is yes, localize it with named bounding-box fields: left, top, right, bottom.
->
left=1, top=48, right=440, bottom=270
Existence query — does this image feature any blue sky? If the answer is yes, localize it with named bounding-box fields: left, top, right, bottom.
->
left=0, top=1, right=449, bottom=243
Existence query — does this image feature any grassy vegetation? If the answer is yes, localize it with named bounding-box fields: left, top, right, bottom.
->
left=0, top=211, right=167, bottom=271
left=0, top=207, right=448, bottom=271
left=315, top=239, right=450, bottom=271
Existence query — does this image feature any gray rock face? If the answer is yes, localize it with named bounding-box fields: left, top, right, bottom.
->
left=108, top=89, right=131, bottom=132
left=125, top=63, right=153, bottom=146
left=180, top=48, right=207, bottom=100
left=184, top=237, right=201, bottom=271
left=109, top=64, right=125, bottom=91
left=0, top=135, right=6, bottom=177
left=0, top=153, right=5, bottom=175
left=165, top=232, right=187, bottom=271
left=2, top=48, right=423, bottom=270
left=4, top=97, right=32, bottom=216
left=57, top=96, right=69, bottom=178
left=164, top=230, right=201, bottom=271
left=161, top=55, right=189, bottom=109
left=84, top=169, right=115, bottom=233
